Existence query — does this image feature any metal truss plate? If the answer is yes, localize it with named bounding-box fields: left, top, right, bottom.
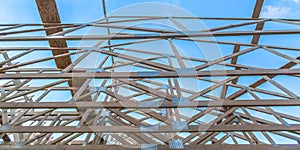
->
left=175, top=68, right=196, bottom=75
left=169, top=139, right=184, bottom=149
left=90, top=86, right=107, bottom=92
left=141, top=144, right=158, bottom=150
left=140, top=124, right=159, bottom=132
left=137, top=71, right=160, bottom=77
left=172, top=121, right=188, bottom=130
left=86, top=68, right=104, bottom=73
left=172, top=97, right=190, bottom=106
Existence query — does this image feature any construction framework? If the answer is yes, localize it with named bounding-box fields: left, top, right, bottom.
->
left=0, top=0, right=300, bottom=149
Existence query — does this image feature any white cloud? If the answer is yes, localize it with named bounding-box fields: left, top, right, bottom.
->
left=293, top=0, right=300, bottom=3
left=261, top=5, right=290, bottom=18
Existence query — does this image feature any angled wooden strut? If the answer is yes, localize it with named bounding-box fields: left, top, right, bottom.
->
left=35, top=0, right=92, bottom=100
left=35, top=0, right=71, bottom=68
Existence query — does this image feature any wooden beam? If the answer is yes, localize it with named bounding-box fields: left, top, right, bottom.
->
left=0, top=124, right=299, bottom=133
left=3, top=30, right=300, bottom=41
left=35, top=0, right=92, bottom=102
left=0, top=69, right=299, bottom=79
left=230, top=0, right=265, bottom=85
left=0, top=144, right=298, bottom=150
left=1, top=100, right=300, bottom=109
left=35, top=0, right=71, bottom=69
left=252, top=0, right=264, bottom=18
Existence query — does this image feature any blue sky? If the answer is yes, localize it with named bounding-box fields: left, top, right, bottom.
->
left=0, top=0, right=300, bottom=144
left=1, top=0, right=300, bottom=23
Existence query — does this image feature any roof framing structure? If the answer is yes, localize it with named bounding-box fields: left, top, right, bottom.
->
left=0, top=0, right=300, bottom=149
